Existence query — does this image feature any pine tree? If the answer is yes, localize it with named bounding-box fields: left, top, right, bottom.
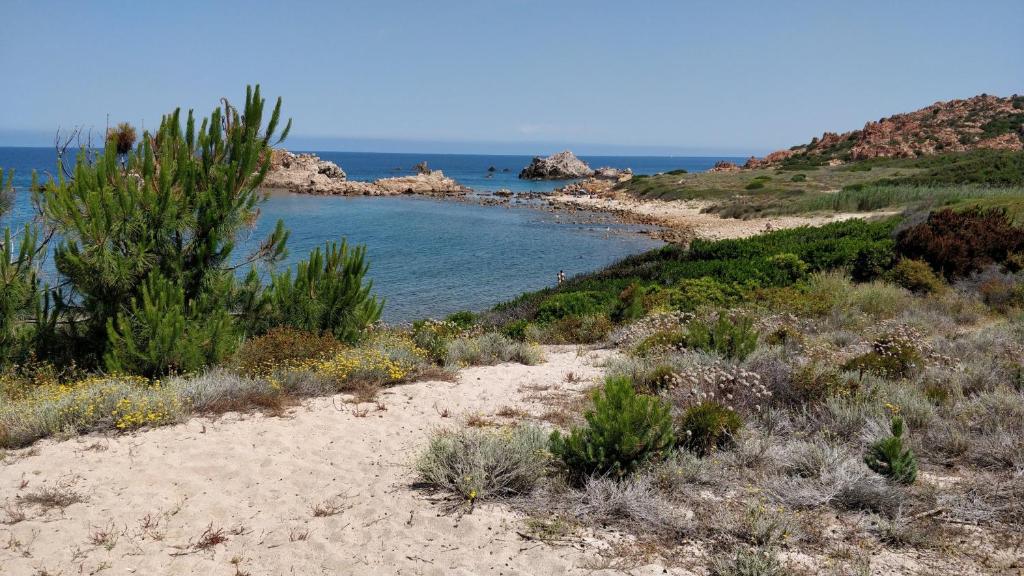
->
left=35, top=86, right=291, bottom=371
left=0, top=169, right=45, bottom=365
left=242, top=240, right=383, bottom=342
left=1, top=86, right=383, bottom=375
left=550, top=376, right=674, bottom=482
left=864, top=416, right=918, bottom=485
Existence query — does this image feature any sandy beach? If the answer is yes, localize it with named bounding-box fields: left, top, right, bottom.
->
left=548, top=193, right=895, bottom=241
left=0, top=347, right=691, bottom=576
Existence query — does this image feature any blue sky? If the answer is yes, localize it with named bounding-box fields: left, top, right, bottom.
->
left=1, top=0, right=1021, bottom=155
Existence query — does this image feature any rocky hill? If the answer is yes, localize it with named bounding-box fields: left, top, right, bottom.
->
left=746, top=94, right=1024, bottom=168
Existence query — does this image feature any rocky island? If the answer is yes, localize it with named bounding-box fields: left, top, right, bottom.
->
left=518, top=150, right=595, bottom=179
left=264, top=150, right=468, bottom=196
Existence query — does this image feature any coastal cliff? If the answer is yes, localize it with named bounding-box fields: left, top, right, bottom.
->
left=264, top=150, right=468, bottom=196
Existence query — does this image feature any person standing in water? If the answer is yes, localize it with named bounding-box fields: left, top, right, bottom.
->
left=557, top=270, right=566, bottom=285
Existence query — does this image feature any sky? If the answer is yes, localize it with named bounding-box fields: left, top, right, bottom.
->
left=1, top=0, right=1021, bottom=155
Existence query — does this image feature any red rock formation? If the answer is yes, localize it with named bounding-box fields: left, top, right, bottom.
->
left=746, top=94, right=1024, bottom=167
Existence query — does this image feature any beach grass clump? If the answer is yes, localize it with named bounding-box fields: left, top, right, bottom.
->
left=415, top=425, right=549, bottom=501
left=444, top=332, right=544, bottom=368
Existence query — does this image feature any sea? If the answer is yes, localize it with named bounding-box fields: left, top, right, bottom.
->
left=0, top=148, right=745, bottom=322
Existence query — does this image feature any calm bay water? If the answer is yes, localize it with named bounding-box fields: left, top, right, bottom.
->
left=0, top=147, right=744, bottom=322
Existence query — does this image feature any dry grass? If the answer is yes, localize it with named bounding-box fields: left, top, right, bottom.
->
left=192, top=524, right=228, bottom=550
left=311, top=495, right=351, bottom=518
left=88, top=521, right=121, bottom=550
left=21, top=482, right=87, bottom=512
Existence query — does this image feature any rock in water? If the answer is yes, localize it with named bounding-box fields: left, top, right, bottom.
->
left=263, top=149, right=350, bottom=194
left=518, top=150, right=595, bottom=180
left=264, top=149, right=467, bottom=196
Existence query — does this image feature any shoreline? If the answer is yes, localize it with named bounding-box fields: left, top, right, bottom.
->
left=545, top=191, right=901, bottom=241
left=267, top=182, right=897, bottom=245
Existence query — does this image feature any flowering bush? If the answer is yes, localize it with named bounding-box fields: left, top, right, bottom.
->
left=301, top=332, right=429, bottom=388
left=664, top=362, right=772, bottom=415
left=233, top=327, right=343, bottom=376
left=843, top=325, right=927, bottom=379
left=0, top=374, right=183, bottom=448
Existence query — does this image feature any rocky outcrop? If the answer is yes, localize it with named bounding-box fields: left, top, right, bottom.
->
left=593, top=166, right=633, bottom=181
left=264, top=150, right=467, bottom=196
left=372, top=171, right=467, bottom=195
left=743, top=149, right=796, bottom=169
left=745, top=94, right=1024, bottom=168
left=709, top=161, right=741, bottom=172
left=518, top=150, right=594, bottom=180
left=264, top=150, right=351, bottom=194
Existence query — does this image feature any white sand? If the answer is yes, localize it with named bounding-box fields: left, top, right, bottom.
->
left=549, top=194, right=895, bottom=240
left=0, top=347, right=690, bottom=576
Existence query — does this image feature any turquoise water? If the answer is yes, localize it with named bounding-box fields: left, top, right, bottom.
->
left=0, top=147, right=742, bottom=322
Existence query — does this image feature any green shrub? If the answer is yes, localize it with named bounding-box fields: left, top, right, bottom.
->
left=0, top=221, right=45, bottom=367
left=678, top=401, right=743, bottom=456
left=550, top=376, right=674, bottom=481
left=864, top=416, right=918, bottom=485
left=501, top=319, right=530, bottom=342
left=612, top=282, right=678, bottom=322
left=233, top=326, right=342, bottom=376
left=411, top=319, right=464, bottom=362
left=685, top=316, right=759, bottom=361
left=745, top=180, right=766, bottom=190
left=535, top=291, right=613, bottom=322
left=842, top=332, right=922, bottom=379
left=538, top=314, right=612, bottom=344
left=852, top=241, right=897, bottom=282
left=790, top=173, right=807, bottom=182
left=636, top=364, right=678, bottom=393
left=673, top=278, right=739, bottom=311
left=766, top=253, right=809, bottom=284
left=781, top=364, right=850, bottom=406
left=633, top=329, right=688, bottom=357
left=445, top=310, right=477, bottom=329
left=416, top=425, right=549, bottom=500
left=887, top=259, right=944, bottom=294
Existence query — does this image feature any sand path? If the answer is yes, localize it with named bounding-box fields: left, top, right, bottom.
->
left=0, top=347, right=691, bottom=576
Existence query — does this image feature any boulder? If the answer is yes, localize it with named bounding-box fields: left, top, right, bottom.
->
left=518, top=150, right=594, bottom=180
